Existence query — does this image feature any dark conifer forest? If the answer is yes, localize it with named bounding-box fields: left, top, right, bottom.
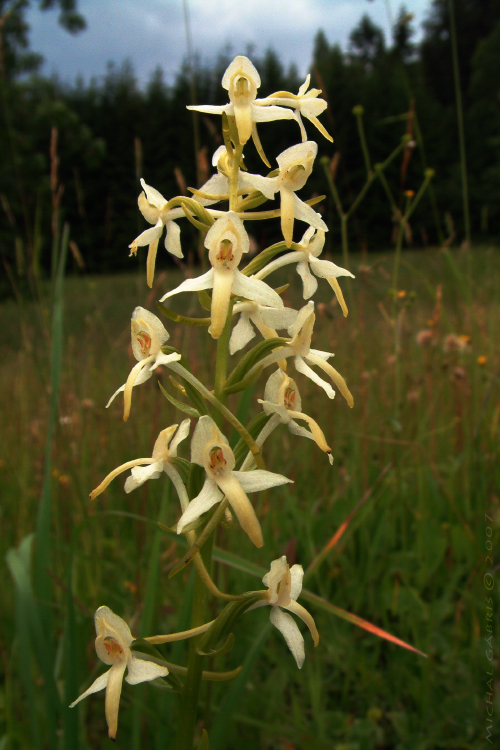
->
left=1, top=0, right=500, bottom=280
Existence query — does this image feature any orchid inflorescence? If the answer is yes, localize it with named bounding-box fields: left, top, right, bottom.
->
left=72, top=55, right=355, bottom=743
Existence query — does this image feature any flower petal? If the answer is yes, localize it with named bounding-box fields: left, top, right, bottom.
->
left=210, top=268, right=234, bottom=339
left=269, top=607, right=305, bottom=669
left=105, top=662, right=127, bottom=740
left=190, top=416, right=227, bottom=466
left=280, top=186, right=296, bottom=247
left=126, top=654, right=169, bottom=685
left=176, top=478, right=223, bottom=533
left=233, top=469, right=292, bottom=493
left=95, top=606, right=134, bottom=645
left=140, top=179, right=167, bottom=209
left=69, top=670, right=110, bottom=707
left=290, top=564, right=304, bottom=601
left=216, top=473, right=263, bottom=548
left=240, top=172, right=277, bottom=201
left=187, top=104, right=231, bottom=115
left=305, top=352, right=353, bottom=407
left=169, top=418, right=191, bottom=456
left=294, top=355, right=335, bottom=399
left=131, top=220, right=163, bottom=248
left=146, top=237, right=159, bottom=288
left=292, top=194, right=327, bottom=231
left=229, top=313, right=256, bottom=355
left=287, top=419, right=315, bottom=440
left=310, top=257, right=354, bottom=280
left=296, top=261, right=318, bottom=299
left=284, top=599, right=319, bottom=647
left=123, top=356, right=154, bottom=421
left=257, top=306, right=298, bottom=330
left=160, top=269, right=214, bottom=302
left=232, top=270, right=284, bottom=308
left=252, top=104, right=295, bottom=123
left=124, top=461, right=164, bottom=493
left=165, top=220, right=183, bottom=258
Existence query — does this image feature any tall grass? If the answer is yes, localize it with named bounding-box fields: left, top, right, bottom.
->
left=2, top=245, right=499, bottom=749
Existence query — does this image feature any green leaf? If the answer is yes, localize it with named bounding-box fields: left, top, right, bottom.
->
left=225, top=337, right=287, bottom=390
left=242, top=241, right=288, bottom=276
left=181, top=202, right=211, bottom=233
left=156, top=301, right=210, bottom=327
left=160, top=348, right=209, bottom=415
left=196, top=631, right=235, bottom=658
left=223, top=365, right=263, bottom=395
left=196, top=593, right=264, bottom=655
left=198, top=289, right=212, bottom=311
left=158, top=381, right=200, bottom=417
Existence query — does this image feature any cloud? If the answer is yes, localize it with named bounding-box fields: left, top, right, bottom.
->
left=26, top=0, right=431, bottom=88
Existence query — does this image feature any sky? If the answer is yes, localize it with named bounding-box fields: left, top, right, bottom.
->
left=26, top=0, right=433, bottom=88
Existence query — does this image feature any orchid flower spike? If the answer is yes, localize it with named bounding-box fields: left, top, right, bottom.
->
left=176, top=416, right=292, bottom=547
left=255, top=226, right=355, bottom=316
left=243, top=141, right=327, bottom=247
left=89, top=420, right=191, bottom=501
left=255, top=74, right=333, bottom=143
left=106, top=307, right=181, bottom=421
left=230, top=300, right=297, bottom=355
left=246, top=301, right=354, bottom=406
left=70, top=606, right=169, bottom=740
left=258, top=368, right=333, bottom=463
left=160, top=212, right=284, bottom=339
left=187, top=55, right=294, bottom=144
left=250, top=556, right=319, bottom=668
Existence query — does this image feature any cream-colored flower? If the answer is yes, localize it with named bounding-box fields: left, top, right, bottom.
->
left=255, top=74, right=333, bottom=143
left=160, top=212, right=283, bottom=339
left=243, top=141, right=327, bottom=246
left=129, top=180, right=186, bottom=287
left=70, top=606, right=169, bottom=740
left=187, top=56, right=294, bottom=144
left=246, top=301, right=353, bottom=406
left=250, top=556, right=319, bottom=668
left=176, top=416, right=292, bottom=547
left=195, top=145, right=277, bottom=204
left=255, top=226, right=354, bottom=316
left=229, top=300, right=297, bottom=355
left=258, top=368, right=333, bottom=463
left=89, top=420, right=190, bottom=501
left=106, top=307, right=181, bottom=421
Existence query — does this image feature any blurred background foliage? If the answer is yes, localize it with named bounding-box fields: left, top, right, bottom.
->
left=1, top=0, right=500, bottom=287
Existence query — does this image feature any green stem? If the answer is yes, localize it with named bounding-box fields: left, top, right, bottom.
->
left=229, top=144, right=243, bottom=211
left=214, top=301, right=234, bottom=422
left=354, top=110, right=372, bottom=177
left=448, top=0, right=470, bottom=246
left=176, top=535, right=214, bottom=750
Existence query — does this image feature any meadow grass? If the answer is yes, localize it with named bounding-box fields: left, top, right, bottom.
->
left=1, top=245, right=499, bottom=749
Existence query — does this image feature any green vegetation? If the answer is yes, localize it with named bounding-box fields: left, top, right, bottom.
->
left=2, top=246, right=498, bottom=748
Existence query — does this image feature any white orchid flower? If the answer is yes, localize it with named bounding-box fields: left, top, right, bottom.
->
left=255, top=74, right=333, bottom=143
left=106, top=307, right=181, bottom=421
left=70, top=606, right=169, bottom=740
left=255, top=226, right=354, bottom=316
left=258, top=369, right=333, bottom=463
left=229, top=300, right=298, bottom=355
left=187, top=56, right=294, bottom=144
left=176, top=416, right=292, bottom=547
left=160, top=212, right=284, bottom=339
left=243, top=141, right=327, bottom=247
left=195, top=146, right=276, bottom=204
left=250, top=556, right=319, bottom=668
left=89, top=420, right=191, bottom=501
left=246, top=301, right=353, bottom=406
left=129, top=180, right=186, bottom=287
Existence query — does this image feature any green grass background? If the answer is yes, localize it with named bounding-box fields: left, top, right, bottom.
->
left=1, top=246, right=499, bottom=749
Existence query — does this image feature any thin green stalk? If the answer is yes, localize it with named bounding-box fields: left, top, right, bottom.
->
left=448, top=0, right=470, bottom=246
left=353, top=107, right=372, bottom=177
left=175, top=535, right=214, bottom=750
